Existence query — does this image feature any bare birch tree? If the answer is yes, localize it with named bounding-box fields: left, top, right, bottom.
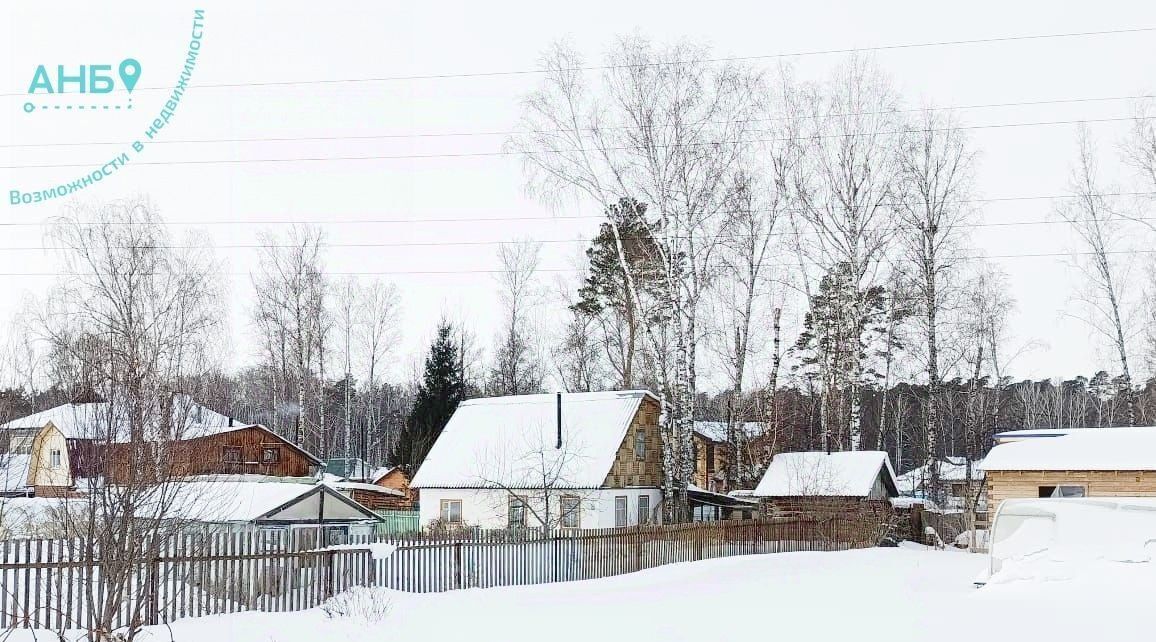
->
left=512, top=36, right=762, bottom=520
left=35, top=199, right=221, bottom=640
left=489, top=240, right=545, bottom=396
left=895, top=107, right=976, bottom=500
left=1057, top=126, right=1138, bottom=425
left=252, top=226, right=328, bottom=450
left=792, top=56, right=902, bottom=450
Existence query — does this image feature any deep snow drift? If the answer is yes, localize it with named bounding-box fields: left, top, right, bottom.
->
left=7, top=544, right=1154, bottom=641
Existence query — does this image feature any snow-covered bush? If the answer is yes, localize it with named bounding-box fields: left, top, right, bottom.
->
left=320, top=587, right=391, bottom=622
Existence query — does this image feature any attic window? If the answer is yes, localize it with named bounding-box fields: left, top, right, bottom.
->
left=261, top=447, right=281, bottom=464
left=222, top=446, right=242, bottom=464
left=634, top=430, right=646, bottom=460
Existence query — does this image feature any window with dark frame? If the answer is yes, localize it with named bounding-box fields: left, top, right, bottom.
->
left=560, top=495, right=580, bottom=528
left=1038, top=485, right=1086, bottom=498
left=638, top=495, right=650, bottom=525
left=261, top=446, right=281, bottom=464
left=222, top=445, right=242, bottom=463
left=634, top=429, right=646, bottom=459
left=440, top=499, right=463, bottom=523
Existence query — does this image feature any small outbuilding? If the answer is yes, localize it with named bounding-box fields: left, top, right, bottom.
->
left=981, top=426, right=1156, bottom=515
left=752, top=451, right=898, bottom=515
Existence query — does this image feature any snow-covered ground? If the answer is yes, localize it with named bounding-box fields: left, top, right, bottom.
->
left=7, top=544, right=1153, bottom=641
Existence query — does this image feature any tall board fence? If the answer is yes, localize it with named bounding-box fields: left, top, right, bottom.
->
left=0, top=517, right=875, bottom=633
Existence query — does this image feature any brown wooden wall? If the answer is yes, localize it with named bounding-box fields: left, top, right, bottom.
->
left=349, top=488, right=412, bottom=511
left=603, top=397, right=663, bottom=488
left=375, top=468, right=416, bottom=507
left=106, top=426, right=318, bottom=483
left=692, top=433, right=729, bottom=492
left=986, top=469, right=1156, bottom=515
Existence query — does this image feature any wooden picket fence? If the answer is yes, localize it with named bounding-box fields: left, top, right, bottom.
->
left=0, top=517, right=875, bottom=632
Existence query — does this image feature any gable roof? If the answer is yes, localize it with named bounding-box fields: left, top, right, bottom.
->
left=1, top=400, right=321, bottom=465
left=164, top=476, right=381, bottom=523
left=0, top=396, right=246, bottom=441
left=369, top=466, right=399, bottom=484
left=411, top=390, right=657, bottom=489
left=753, top=451, right=897, bottom=498
left=981, top=427, right=1156, bottom=472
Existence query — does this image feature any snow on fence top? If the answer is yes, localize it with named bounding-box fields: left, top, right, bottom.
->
left=981, top=427, right=1156, bottom=471
left=411, top=390, right=656, bottom=489
left=753, top=451, right=897, bottom=498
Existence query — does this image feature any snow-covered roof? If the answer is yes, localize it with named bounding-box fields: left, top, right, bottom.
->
left=411, top=390, right=656, bottom=489
left=0, top=455, right=31, bottom=493
left=369, top=466, right=397, bottom=483
left=896, top=457, right=981, bottom=490
left=991, top=426, right=1148, bottom=443
left=692, top=421, right=765, bottom=443
left=0, top=396, right=248, bottom=441
left=164, top=476, right=380, bottom=523
left=753, top=451, right=897, bottom=497
left=981, top=427, right=1156, bottom=472
left=328, top=480, right=404, bottom=496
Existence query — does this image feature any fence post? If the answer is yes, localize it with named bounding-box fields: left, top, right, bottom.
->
left=324, top=550, right=336, bottom=600
left=453, top=542, right=463, bottom=590
left=146, top=555, right=160, bottom=626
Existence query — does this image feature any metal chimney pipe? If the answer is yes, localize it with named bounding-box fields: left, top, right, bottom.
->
left=556, top=392, right=562, bottom=450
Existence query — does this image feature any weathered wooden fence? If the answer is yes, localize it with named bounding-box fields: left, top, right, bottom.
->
left=0, top=517, right=874, bottom=632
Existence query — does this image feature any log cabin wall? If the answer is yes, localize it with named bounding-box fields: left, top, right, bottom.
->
left=603, top=397, right=663, bottom=489
left=986, top=469, right=1156, bottom=515
left=107, top=426, right=318, bottom=483
left=375, top=468, right=416, bottom=506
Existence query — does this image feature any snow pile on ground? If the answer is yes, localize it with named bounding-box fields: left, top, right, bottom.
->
left=7, top=544, right=1156, bottom=641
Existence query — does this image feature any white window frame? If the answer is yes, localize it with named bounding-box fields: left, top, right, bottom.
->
left=440, top=499, right=463, bottom=523
left=49, top=449, right=62, bottom=468
left=634, top=429, right=646, bottom=459
left=560, top=495, right=581, bottom=529
left=614, top=495, right=628, bottom=528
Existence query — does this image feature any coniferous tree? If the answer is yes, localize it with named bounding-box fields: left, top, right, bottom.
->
left=573, top=197, right=665, bottom=389
left=393, top=322, right=465, bottom=471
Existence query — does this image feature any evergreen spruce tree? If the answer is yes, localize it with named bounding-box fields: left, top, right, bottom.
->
left=393, top=322, right=465, bottom=471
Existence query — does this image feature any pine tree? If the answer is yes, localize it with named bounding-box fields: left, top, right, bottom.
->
left=573, top=197, right=665, bottom=388
left=393, top=322, right=465, bottom=471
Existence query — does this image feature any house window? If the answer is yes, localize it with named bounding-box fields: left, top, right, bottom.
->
left=634, top=429, right=646, bottom=459
left=49, top=449, right=61, bottom=468
left=440, top=499, right=463, bottom=524
left=638, top=495, right=650, bottom=525
left=1039, top=485, right=1085, bottom=498
left=614, top=495, right=628, bottom=528
left=560, top=495, right=581, bottom=529
left=261, top=446, right=281, bottom=464
left=508, top=496, right=526, bottom=528
left=222, top=446, right=242, bottom=463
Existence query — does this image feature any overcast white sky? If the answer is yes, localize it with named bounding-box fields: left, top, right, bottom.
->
left=2, top=1, right=1156, bottom=390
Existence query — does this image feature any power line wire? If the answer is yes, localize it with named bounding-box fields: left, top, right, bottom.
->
left=1, top=191, right=1149, bottom=229
left=0, top=115, right=1137, bottom=170
left=3, top=93, right=1149, bottom=151
left=3, top=25, right=1151, bottom=97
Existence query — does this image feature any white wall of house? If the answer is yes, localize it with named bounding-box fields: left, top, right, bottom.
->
left=28, top=424, right=70, bottom=488
left=418, top=487, right=663, bottom=530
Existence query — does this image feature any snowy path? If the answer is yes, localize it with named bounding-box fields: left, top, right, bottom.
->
left=8, top=544, right=1153, bottom=641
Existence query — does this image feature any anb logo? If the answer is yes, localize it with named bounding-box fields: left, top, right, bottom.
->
left=24, top=59, right=142, bottom=113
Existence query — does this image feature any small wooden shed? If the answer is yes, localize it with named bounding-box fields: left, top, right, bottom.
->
left=981, top=427, right=1156, bottom=515
left=752, top=451, right=898, bottom=516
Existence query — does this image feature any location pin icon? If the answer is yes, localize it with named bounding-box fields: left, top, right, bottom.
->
left=118, top=58, right=141, bottom=93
